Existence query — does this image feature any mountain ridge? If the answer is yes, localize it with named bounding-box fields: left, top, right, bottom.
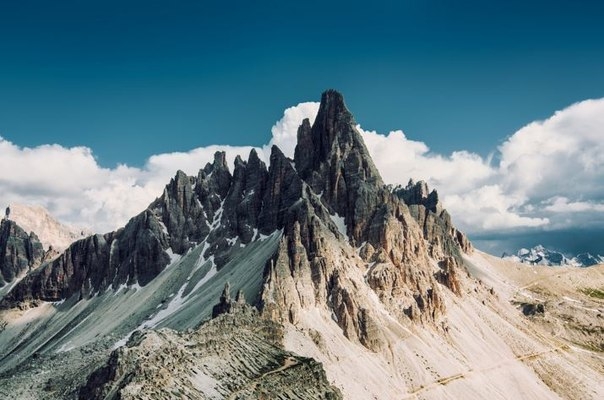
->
left=503, top=245, right=604, bottom=267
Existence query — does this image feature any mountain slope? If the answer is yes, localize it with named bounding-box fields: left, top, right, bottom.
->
left=0, top=218, right=46, bottom=296
left=0, top=90, right=602, bottom=399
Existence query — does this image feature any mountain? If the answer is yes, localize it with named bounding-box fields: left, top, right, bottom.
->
left=7, top=203, right=89, bottom=251
left=0, top=218, right=46, bottom=296
left=503, top=245, right=604, bottom=267
left=573, top=252, right=604, bottom=267
left=0, top=90, right=602, bottom=399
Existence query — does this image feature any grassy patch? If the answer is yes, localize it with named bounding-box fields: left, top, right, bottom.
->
left=580, top=288, right=604, bottom=299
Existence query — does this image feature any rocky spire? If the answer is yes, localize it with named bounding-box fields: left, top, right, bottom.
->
left=212, top=282, right=232, bottom=317
left=293, top=90, right=384, bottom=243
left=295, top=89, right=382, bottom=186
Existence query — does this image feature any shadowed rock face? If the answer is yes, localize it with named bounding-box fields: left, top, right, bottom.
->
left=0, top=219, right=45, bottom=287
left=295, top=89, right=384, bottom=245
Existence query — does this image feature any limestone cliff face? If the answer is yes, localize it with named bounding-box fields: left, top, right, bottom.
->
left=393, top=180, right=473, bottom=295
left=394, top=179, right=473, bottom=258
left=261, top=90, right=472, bottom=350
left=0, top=219, right=45, bottom=287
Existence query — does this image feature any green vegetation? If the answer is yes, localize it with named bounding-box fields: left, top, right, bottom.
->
left=580, top=288, right=604, bottom=299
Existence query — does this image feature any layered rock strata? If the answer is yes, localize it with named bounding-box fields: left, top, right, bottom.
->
left=79, top=287, right=342, bottom=400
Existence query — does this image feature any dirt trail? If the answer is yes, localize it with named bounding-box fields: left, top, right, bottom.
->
left=404, top=345, right=569, bottom=398
left=226, top=356, right=300, bottom=399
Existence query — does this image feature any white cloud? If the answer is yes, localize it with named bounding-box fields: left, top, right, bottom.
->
left=543, top=197, right=604, bottom=213
left=359, top=127, right=494, bottom=193
left=0, top=97, right=602, bottom=241
left=357, top=98, right=604, bottom=236
left=0, top=103, right=319, bottom=233
left=265, top=102, right=319, bottom=158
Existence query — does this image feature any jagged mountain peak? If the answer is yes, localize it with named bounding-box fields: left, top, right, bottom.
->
left=312, top=89, right=356, bottom=140
left=293, top=90, right=387, bottom=247
left=295, top=89, right=381, bottom=185
left=394, top=179, right=441, bottom=214
left=5, top=91, right=601, bottom=399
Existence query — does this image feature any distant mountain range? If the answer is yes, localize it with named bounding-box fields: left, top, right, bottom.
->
left=502, top=245, right=604, bottom=267
left=7, top=203, right=89, bottom=251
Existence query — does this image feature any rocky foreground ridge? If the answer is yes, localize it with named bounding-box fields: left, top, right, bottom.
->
left=79, top=283, right=342, bottom=400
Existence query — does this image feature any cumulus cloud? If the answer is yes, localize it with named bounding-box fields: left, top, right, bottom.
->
left=357, top=98, right=604, bottom=238
left=359, top=128, right=494, bottom=193
left=0, top=97, right=602, bottom=250
left=0, top=140, right=261, bottom=233
left=543, top=197, right=604, bottom=213
left=0, top=103, right=318, bottom=233
left=265, top=102, right=319, bottom=157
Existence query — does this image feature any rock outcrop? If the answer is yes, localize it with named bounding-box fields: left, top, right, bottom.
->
left=0, top=218, right=45, bottom=288
left=260, top=90, right=473, bottom=350
left=79, top=291, right=342, bottom=400
left=394, top=179, right=473, bottom=258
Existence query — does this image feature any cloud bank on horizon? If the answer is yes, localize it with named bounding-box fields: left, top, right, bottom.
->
left=1, top=98, right=602, bottom=254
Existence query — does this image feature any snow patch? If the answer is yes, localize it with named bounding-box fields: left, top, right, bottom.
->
left=56, top=342, right=75, bottom=353
left=258, top=232, right=272, bottom=241
left=165, top=248, right=181, bottom=266
left=330, top=213, right=348, bottom=240
left=157, top=219, right=169, bottom=236
left=139, top=284, right=189, bottom=330
left=189, top=260, right=217, bottom=295
left=139, top=242, right=218, bottom=330
left=210, top=200, right=225, bottom=230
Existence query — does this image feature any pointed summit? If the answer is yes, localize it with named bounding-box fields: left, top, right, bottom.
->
left=295, top=89, right=381, bottom=179
left=294, top=89, right=383, bottom=242
left=311, top=89, right=355, bottom=154
left=295, top=89, right=378, bottom=184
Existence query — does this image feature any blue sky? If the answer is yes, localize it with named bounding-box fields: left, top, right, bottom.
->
left=1, top=1, right=603, bottom=256
left=1, top=0, right=603, bottom=166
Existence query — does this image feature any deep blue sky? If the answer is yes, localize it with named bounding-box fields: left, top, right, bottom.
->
left=1, top=0, right=603, bottom=167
